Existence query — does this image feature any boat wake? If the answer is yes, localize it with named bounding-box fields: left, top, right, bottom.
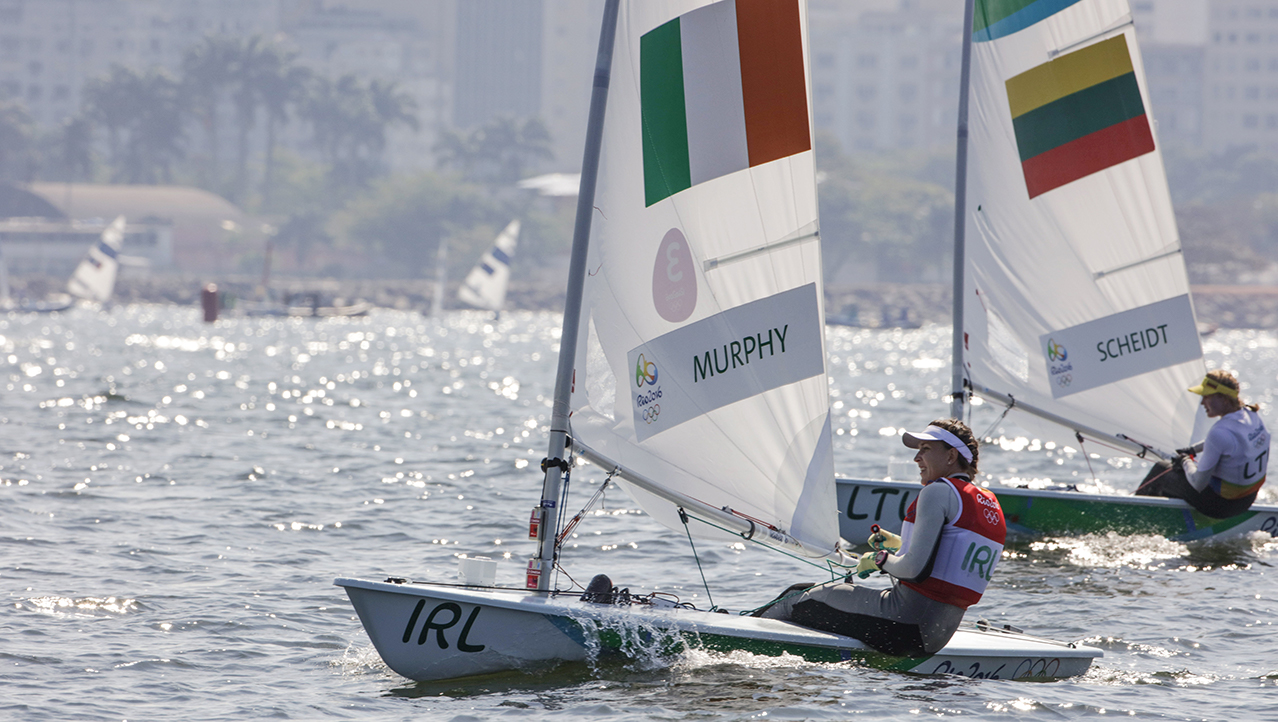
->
left=1026, top=533, right=1188, bottom=569
left=572, top=607, right=692, bottom=673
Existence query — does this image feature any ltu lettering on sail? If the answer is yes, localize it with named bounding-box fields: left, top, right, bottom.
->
left=692, top=325, right=789, bottom=382
left=1096, top=324, right=1169, bottom=362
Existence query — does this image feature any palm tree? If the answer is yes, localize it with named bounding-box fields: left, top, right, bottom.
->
left=181, top=35, right=239, bottom=189
left=229, top=35, right=277, bottom=199
left=43, top=115, right=95, bottom=182
left=255, top=43, right=311, bottom=207
left=84, top=64, right=144, bottom=172
left=302, top=74, right=418, bottom=188
left=434, top=116, right=553, bottom=184
left=125, top=69, right=185, bottom=184
left=366, top=79, right=419, bottom=155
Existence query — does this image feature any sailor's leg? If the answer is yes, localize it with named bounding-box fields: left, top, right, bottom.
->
left=1135, top=460, right=1194, bottom=498
left=762, top=582, right=964, bottom=655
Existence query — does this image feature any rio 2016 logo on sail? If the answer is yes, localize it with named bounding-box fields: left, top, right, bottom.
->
left=1046, top=339, right=1067, bottom=362
left=635, top=354, right=662, bottom=422
left=635, top=354, right=658, bottom=388
left=1045, top=338, right=1073, bottom=379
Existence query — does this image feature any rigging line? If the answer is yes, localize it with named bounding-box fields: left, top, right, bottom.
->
left=558, top=470, right=615, bottom=545
left=550, top=442, right=579, bottom=590
left=1092, top=245, right=1183, bottom=281
left=1075, top=432, right=1099, bottom=483
left=683, top=510, right=852, bottom=575
left=979, top=392, right=1015, bottom=441
left=678, top=508, right=716, bottom=611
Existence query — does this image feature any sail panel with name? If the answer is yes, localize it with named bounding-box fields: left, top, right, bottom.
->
left=569, top=0, right=839, bottom=555
left=963, top=0, right=1205, bottom=455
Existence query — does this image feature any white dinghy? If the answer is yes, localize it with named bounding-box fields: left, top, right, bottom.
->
left=457, top=219, right=520, bottom=313
left=338, top=0, right=1101, bottom=683
left=67, top=216, right=126, bottom=305
left=835, top=0, right=1277, bottom=545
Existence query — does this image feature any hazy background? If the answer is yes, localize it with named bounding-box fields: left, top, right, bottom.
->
left=0, top=0, right=1275, bottom=293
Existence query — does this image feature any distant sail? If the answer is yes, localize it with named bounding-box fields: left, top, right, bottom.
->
left=67, top=216, right=125, bottom=304
left=457, top=220, right=520, bottom=312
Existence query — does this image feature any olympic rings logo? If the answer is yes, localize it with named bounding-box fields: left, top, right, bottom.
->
left=643, top=404, right=661, bottom=424
left=635, top=353, right=658, bottom=388
left=1055, top=374, right=1072, bottom=387
left=1046, top=339, right=1067, bottom=362
left=983, top=508, right=1000, bottom=525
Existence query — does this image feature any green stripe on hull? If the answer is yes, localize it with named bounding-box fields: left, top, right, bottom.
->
left=998, top=494, right=1259, bottom=540
left=549, top=613, right=928, bottom=669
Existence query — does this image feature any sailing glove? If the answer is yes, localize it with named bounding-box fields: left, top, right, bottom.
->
left=854, top=552, right=881, bottom=579
left=868, top=527, right=902, bottom=553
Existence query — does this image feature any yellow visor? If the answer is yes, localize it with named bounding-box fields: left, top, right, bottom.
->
left=1187, top=376, right=1239, bottom=399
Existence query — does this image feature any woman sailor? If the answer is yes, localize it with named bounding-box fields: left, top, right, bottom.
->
left=758, top=419, right=1006, bottom=656
left=1137, top=370, right=1270, bottom=518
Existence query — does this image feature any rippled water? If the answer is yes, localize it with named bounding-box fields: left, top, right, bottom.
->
left=2, top=306, right=1275, bottom=721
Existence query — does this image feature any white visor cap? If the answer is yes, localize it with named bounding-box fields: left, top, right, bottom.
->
left=901, top=424, right=974, bottom=463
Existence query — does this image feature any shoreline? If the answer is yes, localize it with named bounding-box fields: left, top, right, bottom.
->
left=11, top=274, right=1277, bottom=328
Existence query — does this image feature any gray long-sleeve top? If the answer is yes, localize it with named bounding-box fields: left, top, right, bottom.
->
left=879, top=476, right=963, bottom=582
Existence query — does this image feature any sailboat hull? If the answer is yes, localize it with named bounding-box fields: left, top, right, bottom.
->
left=837, top=478, right=1278, bottom=544
left=336, top=578, right=1099, bottom=682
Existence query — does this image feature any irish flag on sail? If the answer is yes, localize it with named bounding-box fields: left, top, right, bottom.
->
left=640, top=0, right=810, bottom=206
left=1005, top=34, right=1155, bottom=199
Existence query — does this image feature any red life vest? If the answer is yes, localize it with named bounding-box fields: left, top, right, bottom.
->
left=899, top=477, right=1007, bottom=609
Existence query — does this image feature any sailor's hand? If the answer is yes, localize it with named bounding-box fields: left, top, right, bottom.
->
left=867, top=525, right=902, bottom=553
left=855, top=552, right=881, bottom=579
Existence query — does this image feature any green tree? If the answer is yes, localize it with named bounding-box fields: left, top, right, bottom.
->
left=816, top=135, right=953, bottom=284
left=130, top=70, right=185, bottom=183
left=181, top=35, right=239, bottom=189
left=255, top=45, right=312, bottom=208
left=434, top=116, right=553, bottom=184
left=42, top=115, right=95, bottom=182
left=230, top=36, right=265, bottom=198
left=83, top=64, right=142, bottom=171
left=83, top=65, right=184, bottom=183
left=302, top=74, right=419, bottom=189
left=0, top=101, right=36, bottom=182
left=333, top=172, right=498, bottom=277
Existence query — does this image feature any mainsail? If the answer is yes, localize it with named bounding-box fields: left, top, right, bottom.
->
left=567, top=0, right=839, bottom=557
left=67, top=216, right=126, bottom=304
left=959, top=0, right=1205, bottom=458
left=458, top=220, right=520, bottom=312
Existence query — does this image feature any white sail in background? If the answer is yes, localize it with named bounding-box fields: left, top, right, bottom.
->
left=569, top=0, right=838, bottom=555
left=962, top=0, right=1205, bottom=456
left=457, top=220, right=520, bottom=312
left=67, top=216, right=125, bottom=304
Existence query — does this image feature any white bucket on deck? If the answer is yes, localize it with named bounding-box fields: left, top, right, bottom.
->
left=457, top=556, right=497, bottom=586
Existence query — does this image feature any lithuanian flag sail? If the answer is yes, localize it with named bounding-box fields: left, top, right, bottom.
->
left=1005, top=34, right=1155, bottom=199
left=640, top=0, right=810, bottom=207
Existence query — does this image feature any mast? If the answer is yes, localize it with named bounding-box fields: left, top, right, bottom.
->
left=949, top=0, right=976, bottom=420
left=533, top=0, right=620, bottom=591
